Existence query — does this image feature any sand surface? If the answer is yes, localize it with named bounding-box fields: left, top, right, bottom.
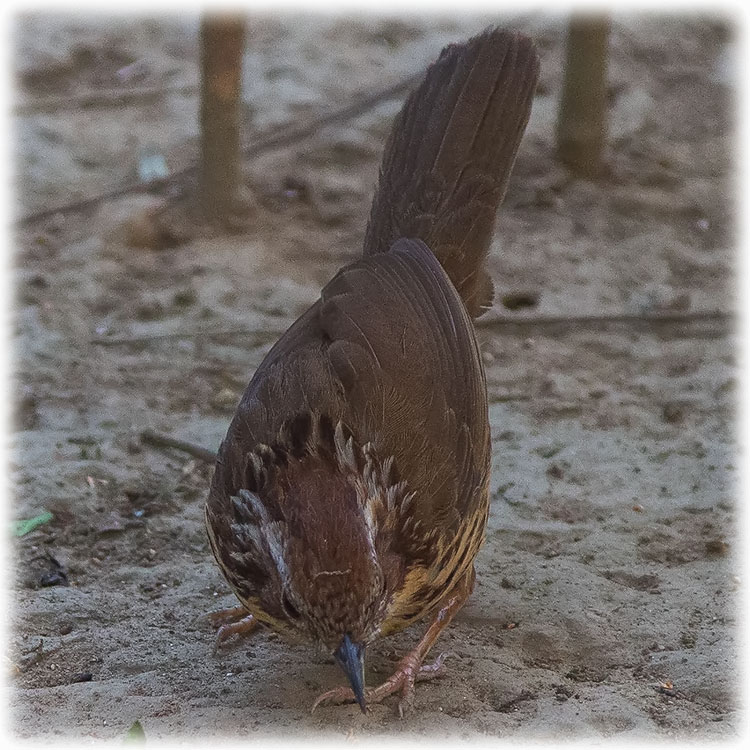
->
left=8, top=11, right=741, bottom=742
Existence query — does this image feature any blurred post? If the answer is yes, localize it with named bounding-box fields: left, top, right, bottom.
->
left=199, top=14, right=246, bottom=222
left=556, top=14, right=611, bottom=178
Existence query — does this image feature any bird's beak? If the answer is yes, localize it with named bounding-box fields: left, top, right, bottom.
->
left=334, top=633, right=367, bottom=713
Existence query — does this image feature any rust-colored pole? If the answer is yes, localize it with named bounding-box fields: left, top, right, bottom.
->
left=556, top=14, right=611, bottom=178
left=199, top=14, right=246, bottom=222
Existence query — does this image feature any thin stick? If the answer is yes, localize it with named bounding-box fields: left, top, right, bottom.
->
left=141, top=429, right=218, bottom=463
left=240, top=75, right=420, bottom=160
left=92, top=311, right=732, bottom=349
left=475, top=310, right=732, bottom=330
left=14, top=82, right=198, bottom=116
left=90, top=327, right=279, bottom=347
left=489, top=393, right=532, bottom=402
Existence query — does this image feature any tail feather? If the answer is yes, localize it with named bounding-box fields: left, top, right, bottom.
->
left=363, top=28, right=539, bottom=317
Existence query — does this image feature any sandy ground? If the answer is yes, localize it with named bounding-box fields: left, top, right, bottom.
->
left=8, top=11, right=742, bottom=742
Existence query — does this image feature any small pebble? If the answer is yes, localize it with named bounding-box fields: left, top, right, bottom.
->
left=546, top=463, right=564, bottom=480
left=662, top=403, right=684, bottom=424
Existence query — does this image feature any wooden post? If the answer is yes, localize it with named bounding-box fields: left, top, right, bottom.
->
left=556, top=14, right=611, bottom=178
left=199, top=14, right=246, bottom=222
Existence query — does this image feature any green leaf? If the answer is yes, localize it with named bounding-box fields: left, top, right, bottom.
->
left=124, top=720, right=146, bottom=743
left=12, top=511, right=53, bottom=537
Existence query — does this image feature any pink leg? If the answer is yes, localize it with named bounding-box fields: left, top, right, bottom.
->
left=312, top=569, right=474, bottom=716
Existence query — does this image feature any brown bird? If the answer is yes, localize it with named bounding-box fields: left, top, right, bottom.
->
left=205, top=27, right=539, bottom=715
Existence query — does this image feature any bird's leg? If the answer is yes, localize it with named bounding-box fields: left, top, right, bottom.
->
left=209, top=605, right=258, bottom=653
left=312, top=569, right=474, bottom=716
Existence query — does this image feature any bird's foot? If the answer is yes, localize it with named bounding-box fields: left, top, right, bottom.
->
left=312, top=570, right=473, bottom=716
left=311, top=651, right=447, bottom=717
left=208, top=605, right=258, bottom=653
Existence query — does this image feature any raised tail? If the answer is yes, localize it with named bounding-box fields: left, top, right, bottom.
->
left=362, top=28, right=539, bottom=317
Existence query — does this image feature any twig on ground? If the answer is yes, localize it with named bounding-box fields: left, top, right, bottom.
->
left=489, top=394, right=533, bottom=402
left=14, top=82, right=198, bottom=116
left=240, top=75, right=420, bottom=160
left=92, top=311, right=732, bottom=349
left=90, top=327, right=279, bottom=347
left=141, top=429, right=218, bottom=463
left=475, top=310, right=732, bottom=330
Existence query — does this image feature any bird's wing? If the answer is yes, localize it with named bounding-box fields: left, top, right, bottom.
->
left=319, top=238, right=489, bottom=528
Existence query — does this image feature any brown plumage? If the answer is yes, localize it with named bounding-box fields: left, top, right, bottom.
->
left=205, top=27, right=539, bottom=714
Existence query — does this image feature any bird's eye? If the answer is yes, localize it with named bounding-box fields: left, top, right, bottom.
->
left=281, top=591, right=300, bottom=619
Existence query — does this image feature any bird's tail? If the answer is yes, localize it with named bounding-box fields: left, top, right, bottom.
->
left=362, top=28, right=539, bottom=318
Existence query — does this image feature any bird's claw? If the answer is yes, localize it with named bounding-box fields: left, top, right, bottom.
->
left=311, top=686, right=361, bottom=713
left=311, top=652, right=448, bottom=716
left=208, top=606, right=257, bottom=654
left=416, top=651, right=447, bottom=679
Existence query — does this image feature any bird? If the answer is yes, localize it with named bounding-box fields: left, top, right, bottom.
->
left=205, top=26, right=539, bottom=715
